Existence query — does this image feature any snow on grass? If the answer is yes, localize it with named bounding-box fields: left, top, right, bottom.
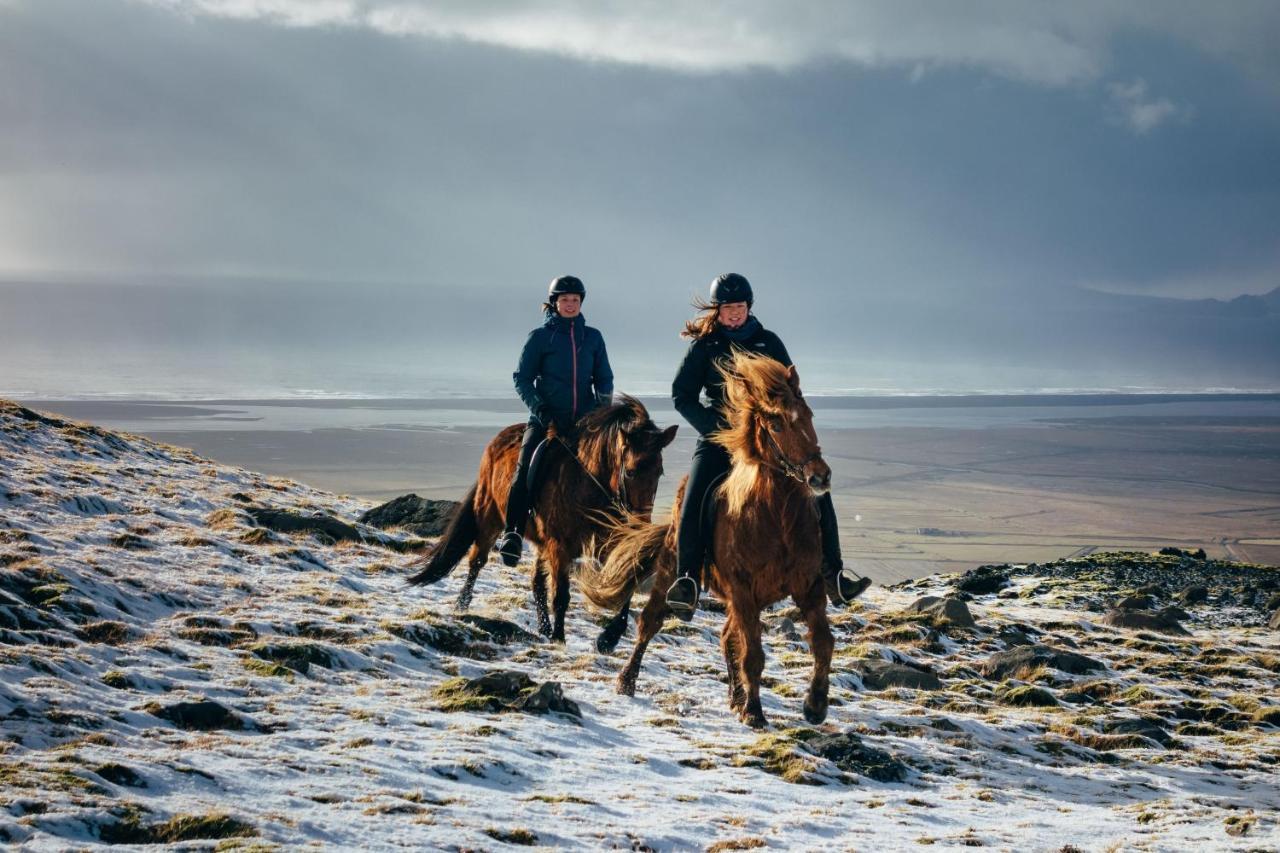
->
left=1, top=400, right=1278, bottom=850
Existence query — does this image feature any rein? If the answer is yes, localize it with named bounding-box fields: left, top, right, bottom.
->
left=555, top=435, right=629, bottom=512
left=762, top=425, right=820, bottom=484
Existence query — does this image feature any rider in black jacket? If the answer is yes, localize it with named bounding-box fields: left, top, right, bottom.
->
left=665, top=273, right=870, bottom=618
left=496, top=276, right=614, bottom=566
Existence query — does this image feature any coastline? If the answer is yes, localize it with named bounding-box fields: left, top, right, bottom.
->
left=16, top=395, right=1280, bottom=583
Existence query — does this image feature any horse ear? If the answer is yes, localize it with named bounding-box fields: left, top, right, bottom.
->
left=786, top=365, right=802, bottom=395
left=659, top=424, right=678, bottom=448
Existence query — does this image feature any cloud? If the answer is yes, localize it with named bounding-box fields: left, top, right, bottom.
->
left=1106, top=78, right=1191, bottom=134
left=127, top=0, right=1280, bottom=90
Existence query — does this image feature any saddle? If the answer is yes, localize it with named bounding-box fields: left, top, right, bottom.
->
left=524, top=437, right=563, bottom=516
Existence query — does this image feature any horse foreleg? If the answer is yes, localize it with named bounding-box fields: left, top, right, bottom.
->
left=734, top=607, right=768, bottom=729
left=531, top=557, right=552, bottom=638
left=616, top=581, right=668, bottom=697
left=795, top=577, right=834, bottom=725
left=721, top=614, right=746, bottom=714
left=596, top=581, right=633, bottom=654
left=540, top=543, right=571, bottom=644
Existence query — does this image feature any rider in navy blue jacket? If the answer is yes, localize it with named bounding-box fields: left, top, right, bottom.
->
left=664, top=274, right=871, bottom=618
left=498, top=276, right=614, bottom=566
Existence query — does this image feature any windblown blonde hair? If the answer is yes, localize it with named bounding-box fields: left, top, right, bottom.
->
left=681, top=299, right=720, bottom=340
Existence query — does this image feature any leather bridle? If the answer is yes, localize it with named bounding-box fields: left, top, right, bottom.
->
left=761, top=422, right=822, bottom=484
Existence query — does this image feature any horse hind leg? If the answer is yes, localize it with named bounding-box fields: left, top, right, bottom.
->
left=596, top=581, right=634, bottom=655
left=454, top=537, right=495, bottom=612
left=531, top=556, right=552, bottom=638
left=795, top=578, right=834, bottom=725
left=454, top=499, right=501, bottom=611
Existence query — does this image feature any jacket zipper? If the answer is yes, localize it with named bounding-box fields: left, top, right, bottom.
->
left=570, top=321, right=578, bottom=422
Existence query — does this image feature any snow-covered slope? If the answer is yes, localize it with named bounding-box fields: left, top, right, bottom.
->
left=1, top=400, right=1278, bottom=851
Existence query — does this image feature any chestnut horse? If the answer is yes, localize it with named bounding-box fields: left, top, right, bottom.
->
left=407, top=396, right=676, bottom=643
left=578, top=353, right=834, bottom=727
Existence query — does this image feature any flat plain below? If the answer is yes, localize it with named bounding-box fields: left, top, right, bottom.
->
left=23, top=396, right=1280, bottom=583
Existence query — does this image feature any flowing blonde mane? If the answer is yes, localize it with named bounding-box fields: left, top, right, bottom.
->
left=710, top=351, right=801, bottom=517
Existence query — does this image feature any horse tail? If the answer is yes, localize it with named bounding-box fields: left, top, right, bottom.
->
left=407, top=482, right=480, bottom=586
left=575, top=514, right=671, bottom=611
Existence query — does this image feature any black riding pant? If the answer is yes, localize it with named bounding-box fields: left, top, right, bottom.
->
left=503, top=418, right=546, bottom=533
left=675, top=438, right=731, bottom=580
left=675, top=436, right=844, bottom=581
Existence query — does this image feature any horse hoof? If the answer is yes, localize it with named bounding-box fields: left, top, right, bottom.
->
left=596, top=634, right=619, bottom=655
left=616, top=679, right=636, bottom=697
left=803, top=702, right=828, bottom=725
left=742, top=712, right=768, bottom=729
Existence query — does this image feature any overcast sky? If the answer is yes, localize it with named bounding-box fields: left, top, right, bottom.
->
left=2, top=1, right=1278, bottom=396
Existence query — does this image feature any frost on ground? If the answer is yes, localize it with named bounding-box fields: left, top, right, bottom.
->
left=1, top=399, right=1278, bottom=851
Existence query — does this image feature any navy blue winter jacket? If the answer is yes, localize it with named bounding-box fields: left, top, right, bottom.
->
left=513, top=312, right=614, bottom=426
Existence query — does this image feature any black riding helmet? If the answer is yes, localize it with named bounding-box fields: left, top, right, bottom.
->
left=548, top=275, right=586, bottom=303
left=709, top=272, right=753, bottom=307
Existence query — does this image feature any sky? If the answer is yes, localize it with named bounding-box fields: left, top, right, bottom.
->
left=1, top=0, right=1278, bottom=397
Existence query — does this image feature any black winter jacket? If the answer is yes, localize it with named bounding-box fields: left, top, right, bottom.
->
left=671, top=321, right=791, bottom=437
left=513, top=312, right=614, bottom=426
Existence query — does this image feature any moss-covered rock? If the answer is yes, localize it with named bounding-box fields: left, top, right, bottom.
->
left=433, top=670, right=581, bottom=718
left=981, top=644, right=1104, bottom=679
left=953, top=565, right=1010, bottom=595
left=98, top=810, right=257, bottom=845
left=738, top=727, right=908, bottom=785
left=144, top=700, right=247, bottom=731
left=248, top=641, right=339, bottom=675
left=483, top=827, right=537, bottom=846
left=1251, top=706, right=1280, bottom=727
left=77, top=620, right=133, bottom=645
left=996, top=683, right=1058, bottom=707
left=93, top=763, right=147, bottom=787
left=857, top=659, right=943, bottom=691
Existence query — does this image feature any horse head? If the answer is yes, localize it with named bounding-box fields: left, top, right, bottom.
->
left=716, top=352, right=832, bottom=497
left=578, top=395, right=678, bottom=517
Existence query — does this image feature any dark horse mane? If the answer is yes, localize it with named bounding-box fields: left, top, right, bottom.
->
left=573, top=394, right=652, bottom=483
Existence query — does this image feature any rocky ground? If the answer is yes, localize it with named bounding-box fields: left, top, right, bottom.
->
left=1, top=400, right=1278, bottom=851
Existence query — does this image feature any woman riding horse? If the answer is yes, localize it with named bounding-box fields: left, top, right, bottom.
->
left=664, top=273, right=870, bottom=617
left=497, top=275, right=614, bottom=567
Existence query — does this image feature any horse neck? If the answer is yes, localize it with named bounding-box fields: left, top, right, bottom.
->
left=720, top=449, right=806, bottom=518
left=577, top=435, right=619, bottom=488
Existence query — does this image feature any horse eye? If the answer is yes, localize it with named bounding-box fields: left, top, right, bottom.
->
left=767, top=416, right=782, bottom=431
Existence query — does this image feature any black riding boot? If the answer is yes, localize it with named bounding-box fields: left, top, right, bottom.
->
left=666, top=438, right=732, bottom=620
left=498, top=420, right=546, bottom=567
left=818, top=492, right=870, bottom=605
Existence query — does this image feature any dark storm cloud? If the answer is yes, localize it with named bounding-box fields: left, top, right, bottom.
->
left=1, top=0, right=1278, bottom=393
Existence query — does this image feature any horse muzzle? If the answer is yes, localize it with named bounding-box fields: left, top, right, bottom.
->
left=805, top=461, right=832, bottom=495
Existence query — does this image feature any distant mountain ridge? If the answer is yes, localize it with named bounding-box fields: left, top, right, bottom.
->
left=1086, top=284, right=1280, bottom=317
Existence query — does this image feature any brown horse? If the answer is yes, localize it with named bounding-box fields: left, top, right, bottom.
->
left=578, top=352, right=834, bottom=727
left=407, top=396, right=677, bottom=643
